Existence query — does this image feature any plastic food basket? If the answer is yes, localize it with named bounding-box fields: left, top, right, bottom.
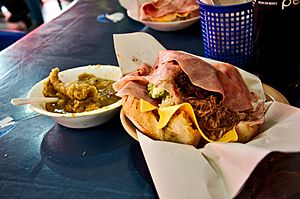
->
left=197, top=1, right=253, bottom=67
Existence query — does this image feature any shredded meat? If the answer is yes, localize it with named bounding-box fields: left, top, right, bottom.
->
left=175, top=71, right=242, bottom=141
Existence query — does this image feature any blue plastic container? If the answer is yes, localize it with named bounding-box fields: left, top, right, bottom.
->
left=197, top=1, right=253, bottom=67
left=0, top=30, right=26, bottom=51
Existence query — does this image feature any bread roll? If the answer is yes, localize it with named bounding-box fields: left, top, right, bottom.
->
left=122, top=96, right=201, bottom=147
left=236, top=121, right=261, bottom=143
left=123, top=95, right=262, bottom=146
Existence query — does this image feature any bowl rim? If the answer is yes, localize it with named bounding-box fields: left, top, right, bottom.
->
left=27, top=64, right=123, bottom=118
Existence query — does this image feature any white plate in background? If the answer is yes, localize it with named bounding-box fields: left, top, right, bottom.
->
left=127, top=10, right=200, bottom=31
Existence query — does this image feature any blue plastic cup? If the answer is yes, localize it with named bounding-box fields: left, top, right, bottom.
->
left=197, top=1, right=254, bottom=67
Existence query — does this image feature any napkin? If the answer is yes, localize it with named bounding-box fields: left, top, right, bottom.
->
left=118, top=0, right=141, bottom=19
left=113, top=32, right=300, bottom=199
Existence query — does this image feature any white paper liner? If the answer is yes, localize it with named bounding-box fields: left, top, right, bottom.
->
left=119, top=0, right=147, bottom=19
left=113, top=32, right=300, bottom=199
left=138, top=132, right=229, bottom=199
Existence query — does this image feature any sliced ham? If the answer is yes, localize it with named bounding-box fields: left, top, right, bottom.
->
left=140, top=0, right=199, bottom=21
left=113, top=63, right=159, bottom=105
left=114, top=50, right=256, bottom=112
left=113, top=63, right=151, bottom=91
left=116, top=81, right=159, bottom=106
left=153, top=50, right=254, bottom=111
left=210, top=62, right=254, bottom=111
left=155, top=50, right=225, bottom=96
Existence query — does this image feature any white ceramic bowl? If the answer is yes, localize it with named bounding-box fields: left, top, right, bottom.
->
left=127, top=10, right=200, bottom=31
left=27, top=65, right=123, bottom=128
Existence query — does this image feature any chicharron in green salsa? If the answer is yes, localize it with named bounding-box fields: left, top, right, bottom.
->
left=43, top=71, right=120, bottom=113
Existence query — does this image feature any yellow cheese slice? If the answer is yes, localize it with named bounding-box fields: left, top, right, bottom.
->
left=157, top=103, right=238, bottom=143
left=150, top=12, right=189, bottom=22
left=139, top=100, right=238, bottom=142
left=140, top=99, right=158, bottom=112
left=217, top=128, right=238, bottom=142
left=151, top=13, right=177, bottom=22
left=176, top=12, right=189, bottom=18
left=157, top=103, right=192, bottom=129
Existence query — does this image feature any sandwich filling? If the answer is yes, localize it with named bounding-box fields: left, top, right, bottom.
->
left=113, top=50, right=265, bottom=142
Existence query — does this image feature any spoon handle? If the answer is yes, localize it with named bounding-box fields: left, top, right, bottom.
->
left=11, top=97, right=59, bottom=106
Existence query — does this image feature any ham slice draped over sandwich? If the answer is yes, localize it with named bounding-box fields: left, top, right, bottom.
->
left=139, top=0, right=200, bottom=22
left=114, top=50, right=266, bottom=147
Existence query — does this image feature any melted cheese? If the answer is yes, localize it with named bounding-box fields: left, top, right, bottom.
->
left=139, top=100, right=238, bottom=142
left=150, top=12, right=189, bottom=22
left=140, top=99, right=157, bottom=112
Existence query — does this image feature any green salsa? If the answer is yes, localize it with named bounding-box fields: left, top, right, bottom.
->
left=43, top=72, right=120, bottom=113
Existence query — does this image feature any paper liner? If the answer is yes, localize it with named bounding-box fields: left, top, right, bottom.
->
left=113, top=32, right=300, bottom=199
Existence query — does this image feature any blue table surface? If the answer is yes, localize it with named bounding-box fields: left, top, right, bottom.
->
left=1, top=0, right=300, bottom=198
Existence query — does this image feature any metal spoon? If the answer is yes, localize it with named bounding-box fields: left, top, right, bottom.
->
left=11, top=97, right=59, bottom=106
